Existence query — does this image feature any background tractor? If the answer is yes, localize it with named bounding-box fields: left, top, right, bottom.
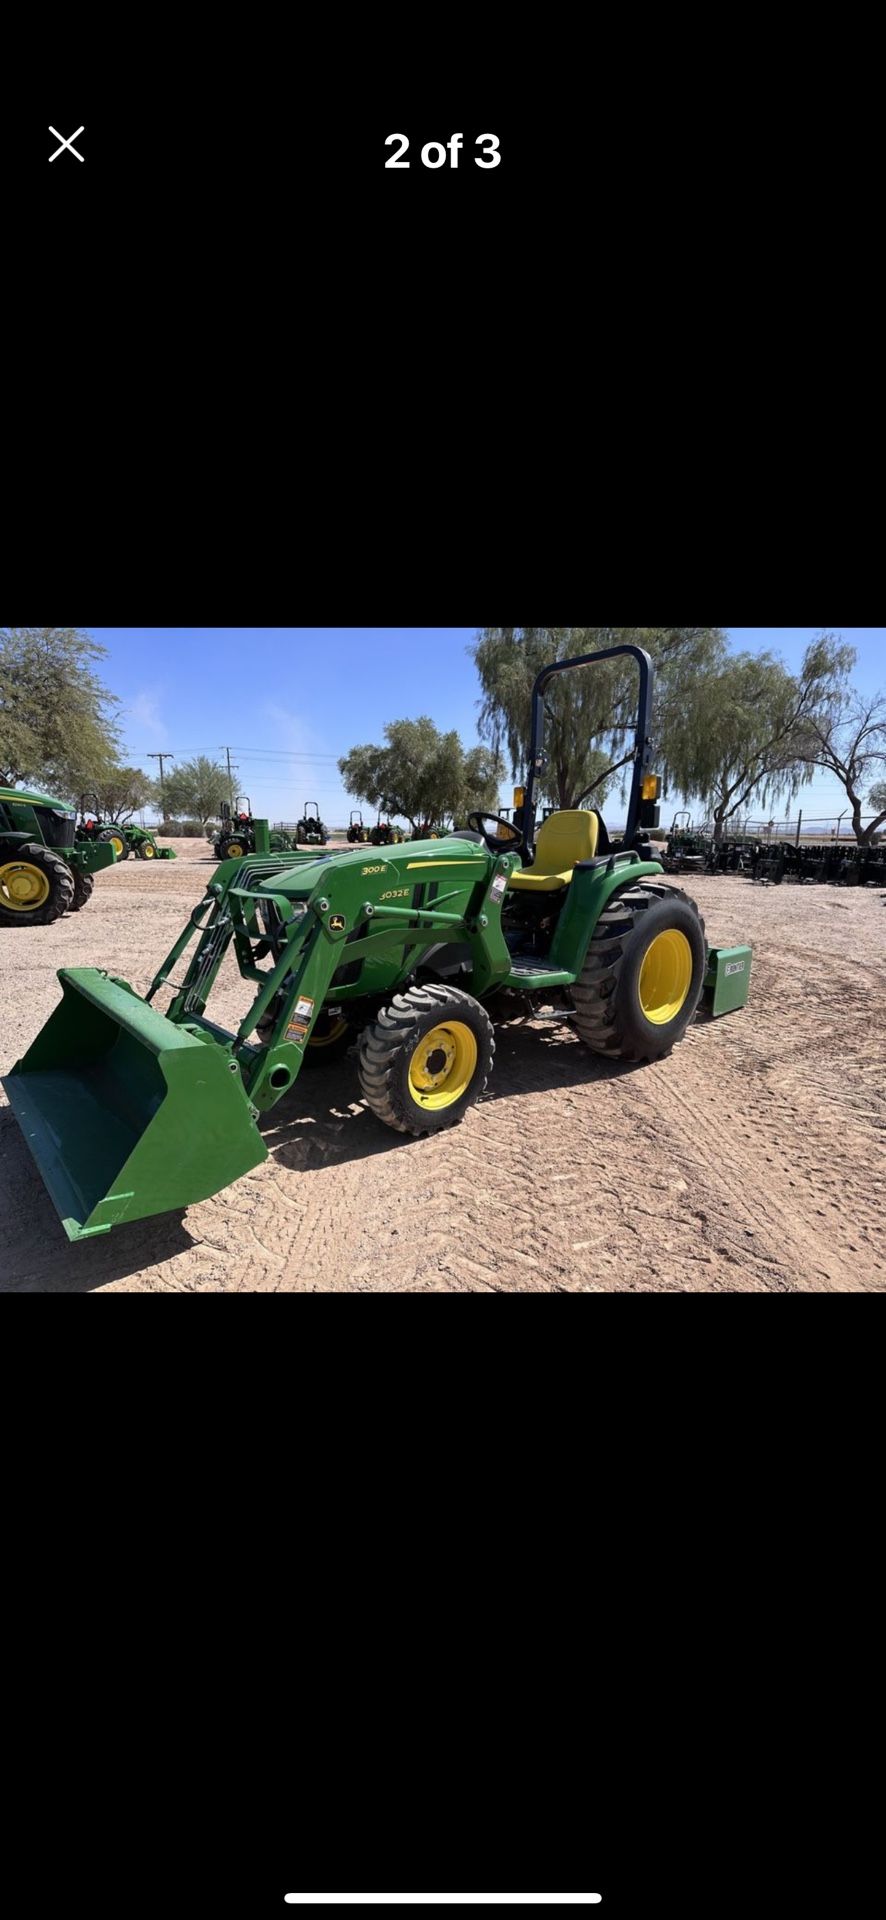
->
left=76, top=795, right=176, bottom=862
left=369, top=815, right=403, bottom=846
left=213, top=799, right=295, bottom=859
left=347, top=810, right=369, bottom=843
left=0, top=786, right=116, bottom=926
left=662, top=812, right=709, bottom=873
left=3, top=645, right=751, bottom=1240
left=295, top=802, right=327, bottom=845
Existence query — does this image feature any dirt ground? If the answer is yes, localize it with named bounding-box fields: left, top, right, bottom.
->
left=2, top=838, right=884, bottom=1292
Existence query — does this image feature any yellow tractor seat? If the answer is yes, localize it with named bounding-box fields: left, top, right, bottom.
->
left=508, top=809, right=600, bottom=891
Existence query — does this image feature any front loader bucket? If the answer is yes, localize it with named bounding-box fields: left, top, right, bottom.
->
left=2, top=969, right=267, bottom=1241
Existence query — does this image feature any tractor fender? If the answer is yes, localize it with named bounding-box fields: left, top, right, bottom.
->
left=416, top=940, right=474, bottom=982
left=548, top=857, right=667, bottom=975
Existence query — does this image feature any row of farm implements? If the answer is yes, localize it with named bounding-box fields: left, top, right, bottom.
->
left=660, top=815, right=885, bottom=887
left=748, top=840, right=886, bottom=887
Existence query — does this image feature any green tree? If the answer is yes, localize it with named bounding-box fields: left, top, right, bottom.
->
left=0, top=626, right=120, bottom=792
left=339, top=720, right=504, bottom=832
left=666, top=636, right=855, bottom=842
left=456, top=743, right=508, bottom=824
left=88, top=765, right=159, bottom=824
left=471, top=626, right=726, bottom=810
left=791, top=657, right=886, bottom=844
left=162, top=756, right=230, bottom=830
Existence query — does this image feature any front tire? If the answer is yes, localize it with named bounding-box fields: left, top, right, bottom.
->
left=570, top=882, right=706, bottom=1062
left=358, top=983, right=494, bottom=1135
left=0, top=843, right=76, bottom=926
left=69, top=868, right=94, bottom=912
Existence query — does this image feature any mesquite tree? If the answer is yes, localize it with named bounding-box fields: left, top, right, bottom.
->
left=340, top=719, right=504, bottom=832
left=0, top=626, right=120, bottom=792
left=665, top=637, right=855, bottom=841
left=162, top=756, right=231, bottom=831
left=88, top=766, right=159, bottom=824
left=792, top=660, right=886, bottom=844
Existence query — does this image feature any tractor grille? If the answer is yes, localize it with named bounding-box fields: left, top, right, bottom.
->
left=33, top=805, right=76, bottom=849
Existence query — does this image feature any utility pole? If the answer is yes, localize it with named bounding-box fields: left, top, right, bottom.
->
left=221, top=746, right=238, bottom=810
left=148, top=752, right=174, bottom=824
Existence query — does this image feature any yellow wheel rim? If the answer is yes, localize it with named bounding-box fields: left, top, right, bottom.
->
left=638, top=928, right=693, bottom=1025
left=143, top=841, right=156, bottom=857
left=0, top=860, right=51, bottom=910
left=408, top=1020, right=478, bottom=1110
left=227, top=841, right=244, bottom=858
left=111, top=835, right=125, bottom=857
left=309, top=1014, right=348, bottom=1049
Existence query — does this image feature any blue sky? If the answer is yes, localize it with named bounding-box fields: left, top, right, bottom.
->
left=91, top=627, right=886, bottom=829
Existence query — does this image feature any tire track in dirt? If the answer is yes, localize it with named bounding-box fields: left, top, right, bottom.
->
left=3, top=851, right=884, bottom=1290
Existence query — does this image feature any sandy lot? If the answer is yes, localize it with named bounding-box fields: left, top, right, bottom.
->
left=2, top=838, right=884, bottom=1292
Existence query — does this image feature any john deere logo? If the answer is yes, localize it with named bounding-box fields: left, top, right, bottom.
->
left=329, top=913, right=346, bottom=931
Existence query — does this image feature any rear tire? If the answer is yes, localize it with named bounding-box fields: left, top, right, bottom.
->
left=100, top=828, right=129, bottom=860
left=300, top=1007, right=353, bottom=1066
left=69, top=869, right=94, bottom=912
left=0, top=843, right=76, bottom=926
left=358, top=983, right=494, bottom=1135
left=570, top=882, right=706, bottom=1062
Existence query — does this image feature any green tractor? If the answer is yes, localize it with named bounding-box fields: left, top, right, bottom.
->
left=76, top=795, right=176, bottom=863
left=662, top=812, right=708, bottom=874
left=369, top=814, right=403, bottom=846
left=213, top=799, right=294, bottom=860
left=0, top=786, right=116, bottom=926
left=3, top=645, right=752, bottom=1241
left=295, top=802, right=327, bottom=846
left=347, top=810, right=370, bottom=844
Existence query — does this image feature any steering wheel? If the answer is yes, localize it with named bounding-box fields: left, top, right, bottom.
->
left=467, top=810, right=525, bottom=854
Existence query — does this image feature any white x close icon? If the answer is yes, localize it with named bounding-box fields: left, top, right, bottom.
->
left=48, top=125, right=85, bottom=163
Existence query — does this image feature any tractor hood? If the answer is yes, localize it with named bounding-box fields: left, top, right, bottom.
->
left=0, top=785, right=74, bottom=813
left=255, top=836, right=491, bottom=901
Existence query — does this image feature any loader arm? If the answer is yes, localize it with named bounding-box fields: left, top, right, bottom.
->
left=141, top=843, right=520, bottom=1113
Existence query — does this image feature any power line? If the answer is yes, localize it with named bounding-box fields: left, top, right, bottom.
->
left=131, top=747, right=342, bottom=761
left=224, top=746, right=342, bottom=759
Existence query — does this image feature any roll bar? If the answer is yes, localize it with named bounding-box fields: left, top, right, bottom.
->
left=521, top=644, right=654, bottom=857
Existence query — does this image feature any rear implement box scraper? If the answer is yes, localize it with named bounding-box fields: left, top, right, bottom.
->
left=4, top=647, right=751, bottom=1240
